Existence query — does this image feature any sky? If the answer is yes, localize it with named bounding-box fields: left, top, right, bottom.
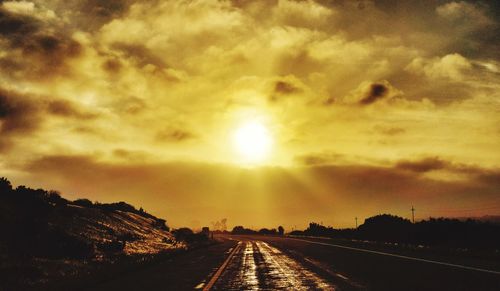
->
left=1, top=0, right=499, bottom=229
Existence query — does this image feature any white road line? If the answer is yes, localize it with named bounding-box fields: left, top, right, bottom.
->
left=202, top=242, right=242, bottom=291
left=288, top=237, right=500, bottom=275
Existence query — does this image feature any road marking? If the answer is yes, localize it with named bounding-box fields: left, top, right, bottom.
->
left=288, top=237, right=500, bottom=275
left=202, top=242, right=241, bottom=291
left=194, top=282, right=205, bottom=289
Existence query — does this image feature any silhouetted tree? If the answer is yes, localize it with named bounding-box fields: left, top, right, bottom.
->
left=258, top=228, right=277, bottom=235
left=358, top=214, right=412, bottom=242
left=278, top=226, right=284, bottom=236
left=231, top=226, right=256, bottom=235
left=0, top=177, right=12, bottom=193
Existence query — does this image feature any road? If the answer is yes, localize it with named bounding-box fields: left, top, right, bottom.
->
left=208, top=239, right=337, bottom=290
left=91, top=235, right=500, bottom=291
left=204, top=235, right=500, bottom=291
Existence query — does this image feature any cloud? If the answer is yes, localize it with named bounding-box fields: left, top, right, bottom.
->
left=0, top=88, right=41, bottom=133
left=269, top=75, right=304, bottom=102
left=0, top=0, right=499, bottom=225
left=272, top=0, right=335, bottom=28
left=373, top=125, right=406, bottom=136
left=436, top=1, right=494, bottom=31
left=111, top=95, right=148, bottom=115
left=406, top=53, right=472, bottom=81
left=110, top=42, right=169, bottom=70
left=341, top=80, right=401, bottom=106
left=46, top=99, right=97, bottom=119
left=0, top=88, right=40, bottom=150
left=2, top=1, right=56, bottom=21
left=0, top=87, right=98, bottom=151
left=0, top=6, right=39, bottom=36
left=395, top=157, right=448, bottom=173
left=359, top=83, right=390, bottom=105
left=156, top=127, right=196, bottom=143
left=274, top=80, right=301, bottom=95
left=0, top=5, right=82, bottom=79
left=294, top=152, right=346, bottom=166
left=15, top=154, right=500, bottom=227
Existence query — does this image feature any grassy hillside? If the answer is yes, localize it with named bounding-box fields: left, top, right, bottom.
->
left=0, top=177, right=182, bottom=290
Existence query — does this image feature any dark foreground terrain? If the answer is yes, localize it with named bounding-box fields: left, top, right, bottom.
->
left=2, top=176, right=499, bottom=290
left=93, top=234, right=500, bottom=291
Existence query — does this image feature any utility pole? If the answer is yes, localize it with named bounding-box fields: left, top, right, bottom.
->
left=411, top=206, right=415, bottom=223
left=355, top=217, right=358, bottom=228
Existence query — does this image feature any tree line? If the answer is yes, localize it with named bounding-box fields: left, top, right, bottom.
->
left=291, top=214, right=500, bottom=250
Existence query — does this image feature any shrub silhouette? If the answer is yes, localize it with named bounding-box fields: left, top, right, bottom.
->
left=172, top=227, right=208, bottom=243
left=172, top=227, right=194, bottom=241
left=72, top=198, right=93, bottom=208
left=258, top=228, right=277, bottom=235
left=231, top=226, right=256, bottom=235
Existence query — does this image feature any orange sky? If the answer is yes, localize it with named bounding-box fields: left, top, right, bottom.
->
left=1, top=0, right=499, bottom=229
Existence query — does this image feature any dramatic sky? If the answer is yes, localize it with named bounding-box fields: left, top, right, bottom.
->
left=1, top=0, right=499, bottom=229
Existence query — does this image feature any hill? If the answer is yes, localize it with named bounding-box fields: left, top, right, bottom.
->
left=0, top=177, right=180, bottom=289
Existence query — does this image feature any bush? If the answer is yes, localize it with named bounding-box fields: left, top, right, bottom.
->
left=73, top=198, right=94, bottom=208
left=231, top=226, right=256, bottom=235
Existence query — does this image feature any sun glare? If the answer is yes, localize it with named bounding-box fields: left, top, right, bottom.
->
left=232, top=121, right=273, bottom=163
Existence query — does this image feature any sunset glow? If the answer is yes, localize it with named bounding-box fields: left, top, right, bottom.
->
left=233, top=121, right=273, bottom=163
left=0, top=0, right=499, bottom=229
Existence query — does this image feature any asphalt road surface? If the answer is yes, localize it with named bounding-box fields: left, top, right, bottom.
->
left=92, top=235, right=500, bottom=291
left=209, top=239, right=336, bottom=290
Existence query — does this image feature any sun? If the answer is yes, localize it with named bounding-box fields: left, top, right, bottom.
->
left=232, top=120, right=273, bottom=163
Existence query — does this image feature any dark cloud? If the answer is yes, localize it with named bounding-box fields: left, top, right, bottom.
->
left=102, top=58, right=123, bottom=74
left=269, top=79, right=302, bottom=102
left=0, top=88, right=40, bottom=135
left=0, top=7, right=82, bottom=79
left=156, top=128, right=196, bottom=143
left=0, top=88, right=40, bottom=151
left=0, top=8, right=38, bottom=36
left=39, top=0, right=139, bottom=31
left=274, top=80, right=301, bottom=95
left=394, top=157, right=500, bottom=186
left=294, top=152, right=345, bottom=166
left=0, top=88, right=98, bottom=151
left=395, top=157, right=448, bottom=173
left=297, top=154, right=500, bottom=190
left=112, top=148, right=149, bottom=162
left=373, top=125, right=406, bottom=136
left=359, top=82, right=389, bottom=105
left=84, top=0, right=128, bottom=18
left=18, top=154, right=500, bottom=227
left=46, top=100, right=97, bottom=119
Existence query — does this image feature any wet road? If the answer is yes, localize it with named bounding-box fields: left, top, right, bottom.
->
left=90, top=235, right=500, bottom=290
left=209, top=239, right=336, bottom=290
left=205, top=235, right=500, bottom=291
